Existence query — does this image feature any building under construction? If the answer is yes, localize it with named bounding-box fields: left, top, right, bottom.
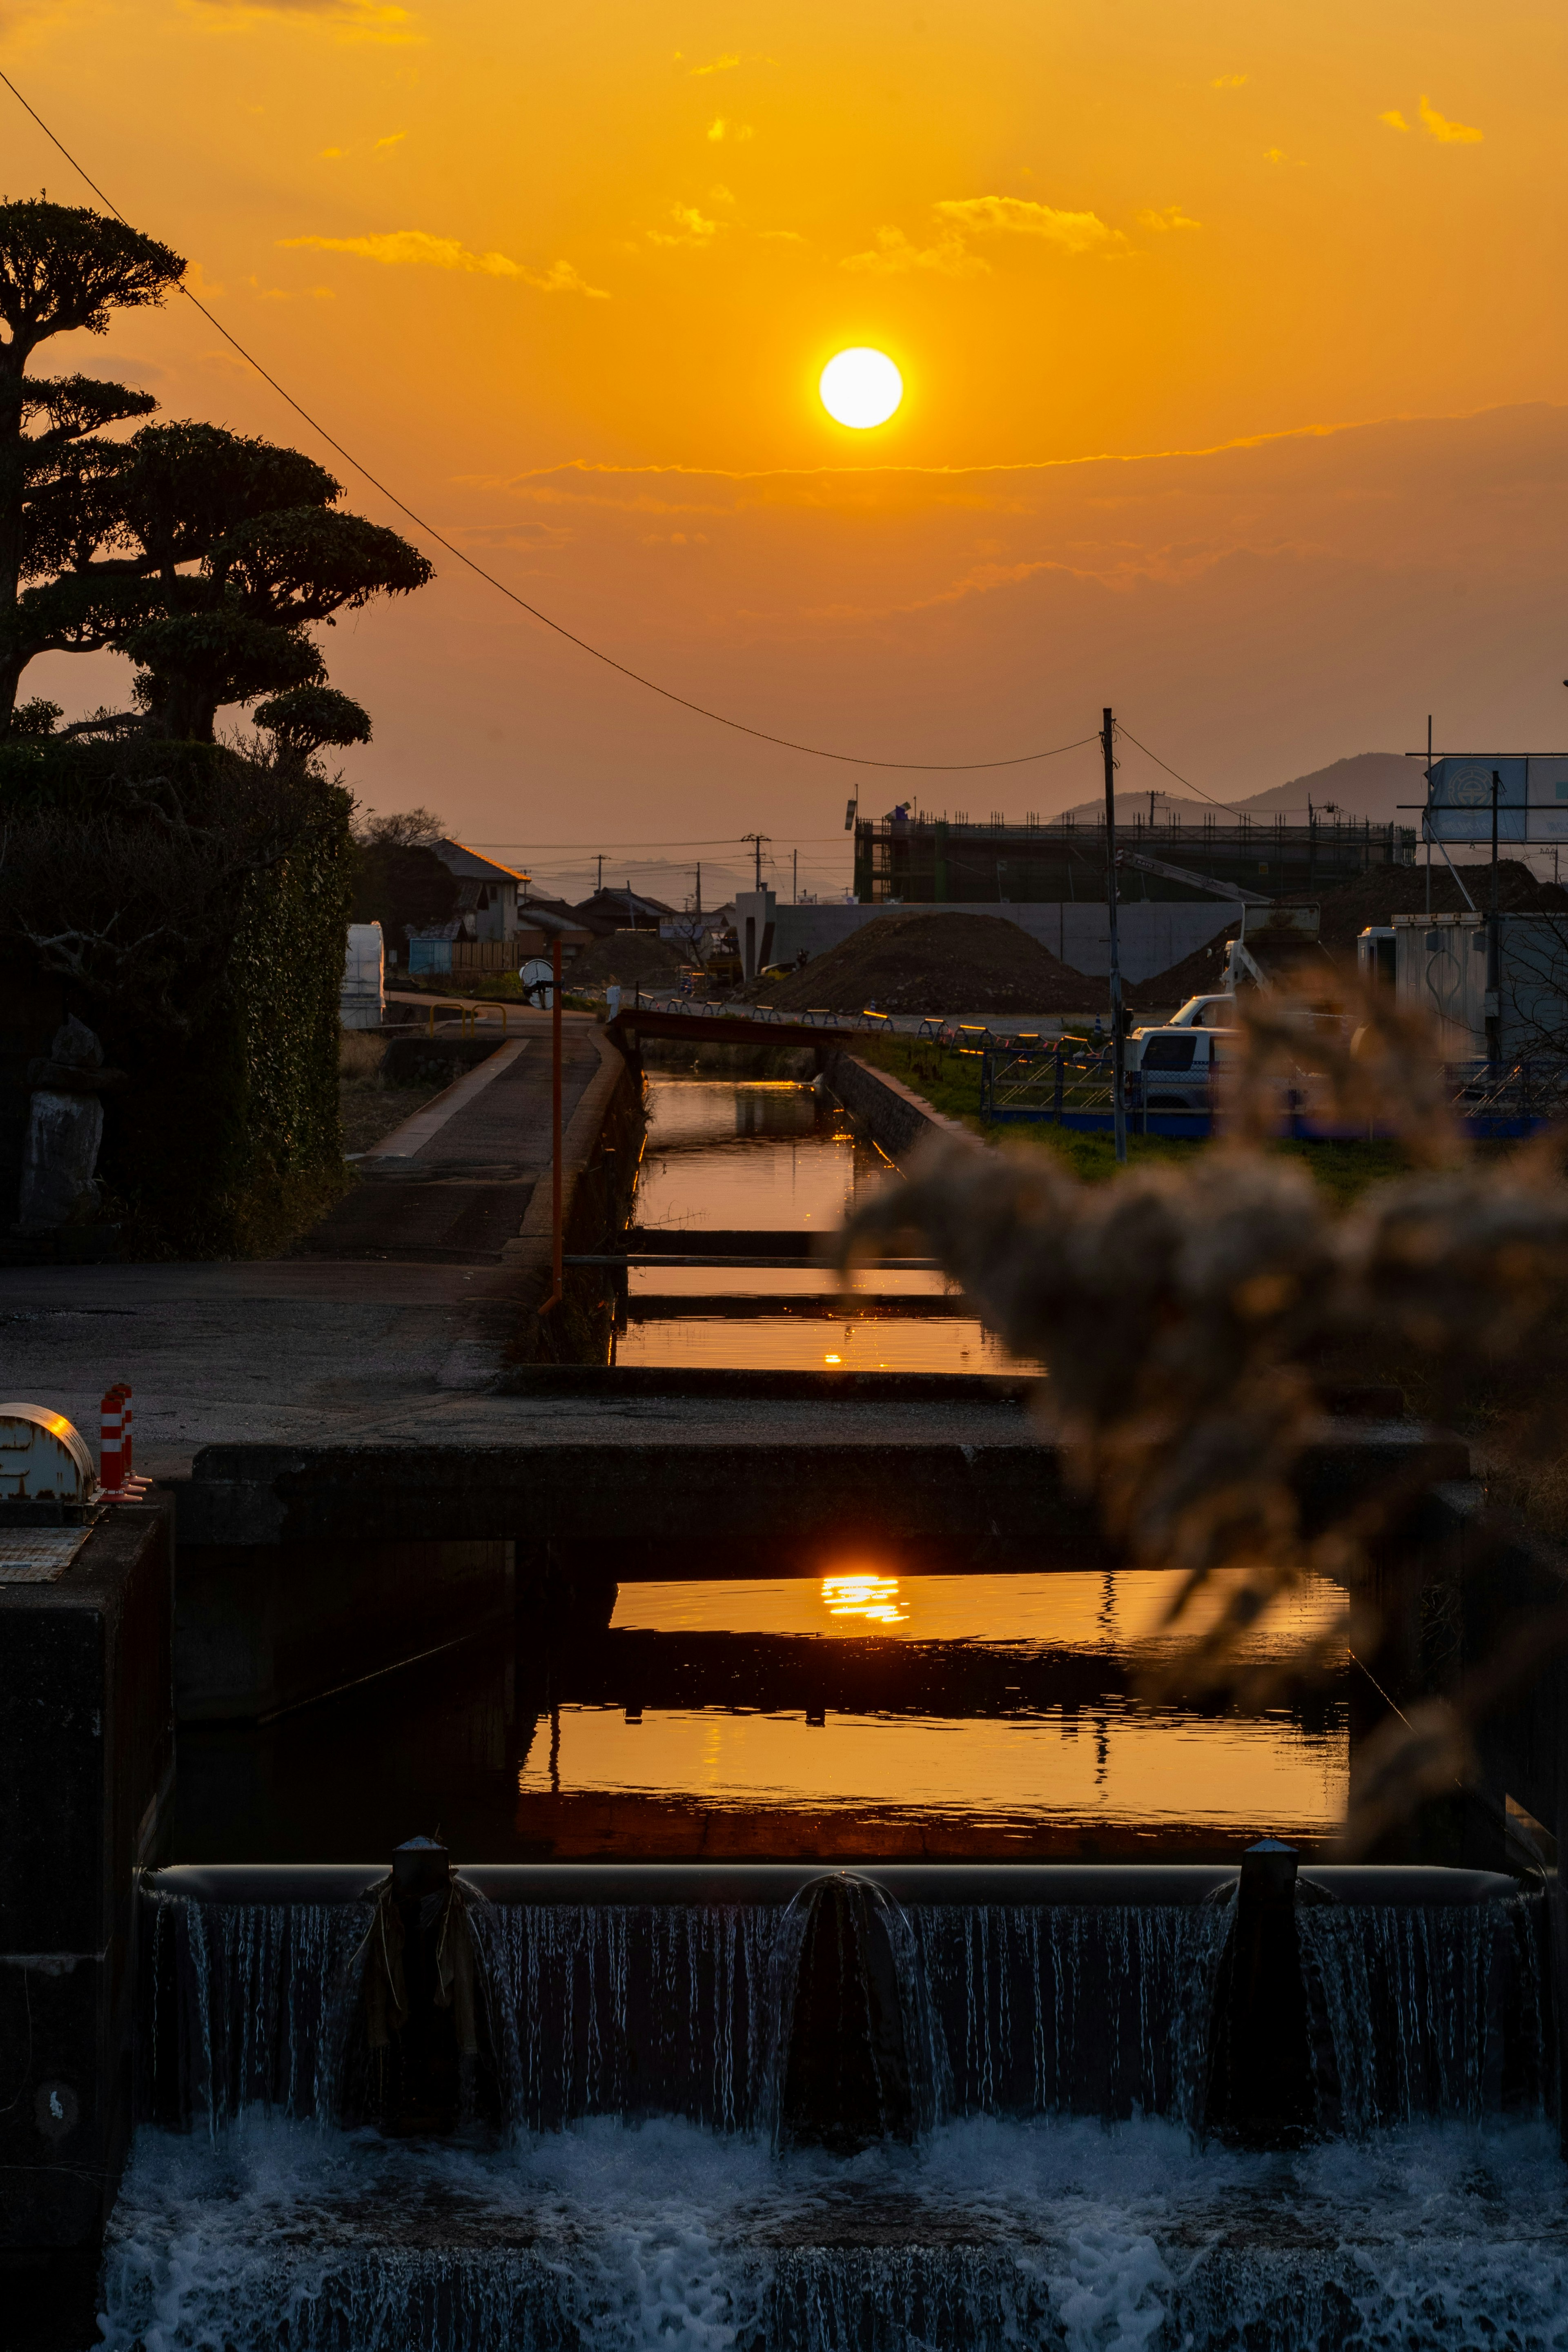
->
left=852, top=811, right=1416, bottom=905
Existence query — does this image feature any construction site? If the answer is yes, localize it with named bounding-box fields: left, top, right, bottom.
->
left=851, top=808, right=1415, bottom=906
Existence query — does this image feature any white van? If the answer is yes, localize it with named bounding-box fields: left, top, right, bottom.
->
left=1127, top=996, right=1237, bottom=1108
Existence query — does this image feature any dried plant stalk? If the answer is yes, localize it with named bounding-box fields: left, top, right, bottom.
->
left=840, top=972, right=1568, bottom=1857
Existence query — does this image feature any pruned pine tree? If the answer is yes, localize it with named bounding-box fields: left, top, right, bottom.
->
left=0, top=195, right=432, bottom=742
left=0, top=197, right=182, bottom=731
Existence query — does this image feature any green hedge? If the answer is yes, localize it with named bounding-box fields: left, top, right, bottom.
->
left=0, top=736, right=354, bottom=1257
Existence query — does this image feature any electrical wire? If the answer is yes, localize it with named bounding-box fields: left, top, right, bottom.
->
left=1112, top=722, right=1248, bottom=820
left=471, top=837, right=853, bottom=850
left=2, top=67, right=1096, bottom=778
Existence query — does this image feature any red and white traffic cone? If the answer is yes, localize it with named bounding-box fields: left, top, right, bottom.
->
left=100, top=1384, right=125, bottom=1497
left=98, top=1384, right=148, bottom=1502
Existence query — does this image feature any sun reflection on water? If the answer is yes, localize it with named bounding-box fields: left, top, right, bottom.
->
left=821, top=1573, right=907, bottom=1627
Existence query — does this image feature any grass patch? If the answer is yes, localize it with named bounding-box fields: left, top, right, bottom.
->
left=847, top=1035, right=1432, bottom=1202
left=337, top=1028, right=445, bottom=1157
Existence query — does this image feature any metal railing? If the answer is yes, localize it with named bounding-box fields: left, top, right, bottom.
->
left=627, top=989, right=1062, bottom=1048
left=417, top=998, right=510, bottom=1038
left=980, top=1046, right=1568, bottom=1141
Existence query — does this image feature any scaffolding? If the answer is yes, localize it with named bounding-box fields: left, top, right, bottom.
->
left=853, top=811, right=1414, bottom=905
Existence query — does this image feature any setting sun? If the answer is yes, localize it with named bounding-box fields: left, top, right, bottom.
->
left=819, top=348, right=903, bottom=430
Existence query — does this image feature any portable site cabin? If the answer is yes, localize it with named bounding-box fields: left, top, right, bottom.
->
left=341, top=922, right=385, bottom=1028
left=1393, top=911, right=1568, bottom=1060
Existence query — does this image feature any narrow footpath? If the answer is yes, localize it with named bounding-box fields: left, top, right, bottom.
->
left=2, top=1013, right=622, bottom=1477
left=309, top=1028, right=572, bottom=1264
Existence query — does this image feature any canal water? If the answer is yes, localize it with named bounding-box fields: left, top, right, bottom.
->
left=172, top=1564, right=1348, bottom=1865
left=612, top=1075, right=1025, bottom=1375
left=172, top=1074, right=1350, bottom=1868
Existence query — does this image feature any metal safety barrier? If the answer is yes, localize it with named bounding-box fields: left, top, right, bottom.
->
left=980, top=1046, right=1568, bottom=1143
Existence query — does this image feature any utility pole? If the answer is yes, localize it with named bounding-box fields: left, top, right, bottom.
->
left=695, top=862, right=702, bottom=918
left=1425, top=716, right=1433, bottom=918
left=793, top=848, right=799, bottom=903
left=742, top=832, right=770, bottom=889
left=1103, top=708, right=1127, bottom=1166
left=595, top=852, right=604, bottom=893
left=1486, top=769, right=1501, bottom=1067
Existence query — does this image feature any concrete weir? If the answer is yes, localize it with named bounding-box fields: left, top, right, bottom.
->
left=2, top=1033, right=1554, bottom=2348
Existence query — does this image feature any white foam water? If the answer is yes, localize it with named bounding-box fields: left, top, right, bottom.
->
left=100, top=2110, right=1568, bottom=2352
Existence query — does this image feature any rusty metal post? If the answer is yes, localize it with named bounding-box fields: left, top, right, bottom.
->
left=543, top=935, right=564, bottom=1314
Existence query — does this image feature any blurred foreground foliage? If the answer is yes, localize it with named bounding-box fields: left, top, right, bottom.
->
left=846, top=976, right=1568, bottom=1860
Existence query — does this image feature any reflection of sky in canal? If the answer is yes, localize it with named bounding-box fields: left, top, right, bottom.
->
left=632, top=1079, right=876, bottom=1234
left=514, top=1571, right=1349, bottom=1852
left=620, top=1078, right=1037, bottom=1373
left=612, top=1570, right=1345, bottom=1657
left=519, top=1703, right=1343, bottom=1833
left=575, top=1087, right=1346, bottom=1853
left=616, top=1314, right=1020, bottom=1372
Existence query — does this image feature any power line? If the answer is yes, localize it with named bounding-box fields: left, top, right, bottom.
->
left=1112, top=723, right=1248, bottom=820
left=470, top=836, right=849, bottom=849
left=2, top=69, right=1096, bottom=779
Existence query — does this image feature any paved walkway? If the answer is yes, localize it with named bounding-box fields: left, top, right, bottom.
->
left=304, top=1026, right=602, bottom=1265
left=3, top=1020, right=626, bottom=1476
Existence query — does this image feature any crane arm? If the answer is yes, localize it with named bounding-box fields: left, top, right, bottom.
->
left=1114, top=849, right=1273, bottom=907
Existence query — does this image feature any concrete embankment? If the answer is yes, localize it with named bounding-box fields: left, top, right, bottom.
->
left=820, top=1048, right=969, bottom=1163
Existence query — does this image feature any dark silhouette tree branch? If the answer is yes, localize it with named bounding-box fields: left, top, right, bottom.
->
left=0, top=196, right=183, bottom=730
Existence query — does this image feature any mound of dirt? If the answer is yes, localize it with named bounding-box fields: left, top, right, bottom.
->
left=1127, top=858, right=1568, bottom=1007
left=567, top=931, right=686, bottom=990
left=760, top=911, right=1098, bottom=1016
left=1312, top=856, right=1568, bottom=949
left=1127, top=924, right=1240, bottom=1011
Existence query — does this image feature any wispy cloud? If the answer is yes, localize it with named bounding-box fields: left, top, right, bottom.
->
left=1138, top=205, right=1199, bottom=233
left=278, top=229, right=607, bottom=294
left=374, top=129, right=405, bottom=149
left=1211, top=73, right=1247, bottom=90
left=1378, top=109, right=1409, bottom=131
left=192, top=0, right=418, bottom=43
left=647, top=203, right=721, bottom=248
left=688, top=51, right=739, bottom=75
left=840, top=225, right=987, bottom=277
left=706, top=117, right=753, bottom=143
left=1419, top=94, right=1482, bottom=143
left=252, top=276, right=336, bottom=301
left=933, top=195, right=1128, bottom=256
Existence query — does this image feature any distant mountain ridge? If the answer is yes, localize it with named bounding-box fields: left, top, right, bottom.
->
left=1054, top=751, right=1419, bottom=828
left=1236, top=752, right=1419, bottom=822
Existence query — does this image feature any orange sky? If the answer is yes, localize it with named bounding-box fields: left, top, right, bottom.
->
left=4, top=0, right=1566, bottom=900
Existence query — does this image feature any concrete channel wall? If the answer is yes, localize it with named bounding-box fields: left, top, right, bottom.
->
left=820, top=1049, right=969, bottom=1164
left=504, top=1026, right=639, bottom=1363
left=0, top=1501, right=173, bottom=2326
